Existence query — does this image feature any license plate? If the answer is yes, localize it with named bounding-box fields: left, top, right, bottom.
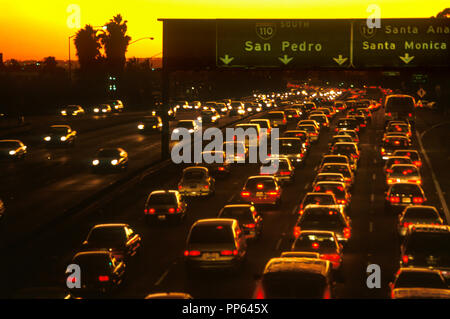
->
left=402, top=197, right=411, bottom=203
left=256, top=192, right=264, bottom=197
left=158, top=215, right=166, bottom=220
left=203, top=253, right=219, bottom=260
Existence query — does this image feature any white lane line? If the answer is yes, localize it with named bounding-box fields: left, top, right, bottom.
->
left=275, top=237, right=283, bottom=250
left=370, top=193, right=375, bottom=203
left=291, top=205, right=298, bottom=215
left=154, top=269, right=170, bottom=286
left=373, top=159, right=377, bottom=164
left=369, top=222, right=373, bottom=233
left=372, top=173, right=376, bottom=180
left=415, top=130, right=450, bottom=223
left=304, top=183, right=310, bottom=190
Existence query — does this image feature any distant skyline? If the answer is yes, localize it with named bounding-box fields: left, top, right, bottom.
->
left=1, top=1, right=447, bottom=61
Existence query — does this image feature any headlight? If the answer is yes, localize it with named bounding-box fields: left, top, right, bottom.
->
left=60, top=136, right=67, bottom=141
left=102, top=109, right=107, bottom=113
left=9, top=150, right=16, bottom=155
left=111, top=159, right=118, bottom=165
left=247, top=108, right=252, bottom=112
left=61, top=111, right=67, bottom=115
left=256, top=108, right=261, bottom=112
left=221, top=108, right=227, bottom=112
left=115, top=105, right=119, bottom=109
left=138, top=124, right=144, bottom=130
left=94, top=108, right=99, bottom=113
left=189, top=129, right=195, bottom=133
left=92, top=159, right=99, bottom=166
left=44, top=136, right=51, bottom=141
left=197, top=116, right=202, bottom=121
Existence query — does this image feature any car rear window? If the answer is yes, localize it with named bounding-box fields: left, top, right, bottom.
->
left=404, top=208, right=439, bottom=221
left=293, top=234, right=338, bottom=254
left=297, top=125, right=315, bottom=132
left=251, top=121, right=269, bottom=129
left=300, top=208, right=345, bottom=228
left=390, top=165, right=418, bottom=176
left=383, top=139, right=409, bottom=148
left=314, top=184, right=345, bottom=199
left=87, top=227, right=126, bottom=245
left=395, top=272, right=447, bottom=289
left=394, top=151, right=420, bottom=161
left=268, top=113, right=284, bottom=119
left=332, top=144, right=357, bottom=154
left=315, top=174, right=344, bottom=183
left=320, top=165, right=351, bottom=178
left=183, top=170, right=206, bottom=180
left=405, top=232, right=450, bottom=255
left=262, top=272, right=327, bottom=298
left=189, top=225, right=234, bottom=244
left=386, top=157, right=413, bottom=167
left=245, top=178, right=276, bottom=190
left=303, top=194, right=335, bottom=206
left=390, top=184, right=422, bottom=196
left=147, top=193, right=177, bottom=205
left=386, top=96, right=415, bottom=113
left=220, top=207, right=253, bottom=222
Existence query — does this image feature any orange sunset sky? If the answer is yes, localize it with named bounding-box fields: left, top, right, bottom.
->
left=0, top=1, right=448, bottom=61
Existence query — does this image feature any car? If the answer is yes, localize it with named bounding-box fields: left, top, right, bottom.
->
left=60, top=105, right=85, bottom=117
left=267, top=111, right=287, bottom=130
left=385, top=183, right=427, bottom=213
left=235, top=123, right=261, bottom=148
left=93, top=104, right=112, bottom=114
left=200, top=109, right=220, bottom=124
left=385, top=122, right=412, bottom=138
left=229, top=101, right=245, bottom=116
left=283, top=130, right=310, bottom=153
left=297, top=119, right=320, bottom=131
left=391, top=287, right=450, bottom=299
left=397, top=205, right=444, bottom=237
left=328, top=135, right=354, bottom=151
left=345, top=100, right=356, bottom=112
left=356, top=108, right=372, bottom=123
left=184, top=219, right=247, bottom=271
left=244, top=102, right=261, bottom=114
left=215, top=102, right=229, bottom=115
left=178, top=166, right=215, bottom=197
left=320, top=155, right=354, bottom=172
left=347, top=113, right=367, bottom=130
left=385, top=94, right=415, bottom=124
left=173, top=120, right=199, bottom=135
left=312, top=181, right=351, bottom=209
left=250, top=119, right=272, bottom=137
left=190, top=101, right=202, bottom=110
left=400, top=225, right=450, bottom=279
left=43, top=125, right=77, bottom=146
left=333, top=118, right=359, bottom=134
left=284, top=108, right=301, bottom=122
left=316, top=107, right=332, bottom=119
left=380, top=136, right=411, bottom=160
left=298, top=193, right=339, bottom=216
left=276, top=137, right=306, bottom=167
left=0, top=198, right=4, bottom=220
left=383, top=132, right=411, bottom=145
left=81, top=224, right=142, bottom=261
left=223, top=141, right=248, bottom=163
left=260, top=156, right=295, bottom=184
left=92, top=148, right=128, bottom=171
left=0, top=139, right=27, bottom=160
left=319, top=163, right=354, bottom=188
left=145, top=292, right=193, bottom=299
left=137, top=116, right=163, bottom=133
left=392, top=150, right=422, bottom=168
left=309, top=114, right=329, bottom=129
left=384, top=156, right=414, bottom=174
left=294, top=205, right=351, bottom=243
left=296, top=124, right=320, bottom=143
left=389, top=268, right=449, bottom=295
left=253, top=257, right=334, bottom=299
left=386, top=164, right=422, bottom=187
left=68, top=251, right=126, bottom=296
left=303, top=102, right=317, bottom=114
left=197, top=151, right=231, bottom=176
left=336, top=130, right=359, bottom=144
left=217, top=204, right=263, bottom=240
left=333, top=101, right=346, bottom=113
left=312, top=173, right=346, bottom=187
left=240, top=175, right=282, bottom=206
left=330, top=142, right=360, bottom=165
left=280, top=252, right=320, bottom=259
left=291, top=230, right=344, bottom=271
left=108, top=100, right=124, bottom=112
left=144, top=190, right=187, bottom=223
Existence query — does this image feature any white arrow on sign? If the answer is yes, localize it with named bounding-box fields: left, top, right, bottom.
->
left=333, top=55, right=348, bottom=66
left=399, top=53, right=414, bottom=64
left=220, top=54, right=234, bottom=65
left=278, top=55, right=293, bottom=65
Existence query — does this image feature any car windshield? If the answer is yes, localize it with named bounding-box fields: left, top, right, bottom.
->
left=268, top=113, right=284, bottom=119
left=323, top=156, right=347, bottom=165
left=406, top=232, right=450, bottom=256
left=396, top=272, right=447, bottom=289
left=386, top=97, right=415, bottom=112
left=390, top=184, right=422, bottom=196
left=404, top=208, right=439, bottom=221
left=303, top=194, right=335, bottom=206
left=321, top=165, right=351, bottom=178
left=279, top=140, right=302, bottom=154
left=49, top=127, right=68, bottom=134
left=147, top=193, right=176, bottom=205
left=300, top=208, right=345, bottom=228
left=189, top=225, right=234, bottom=244
left=87, top=227, right=126, bottom=245
left=220, top=207, right=253, bottom=222
left=245, top=178, right=276, bottom=190
left=144, top=117, right=159, bottom=124
left=383, top=139, right=409, bottom=148
left=386, top=157, right=412, bottom=167
left=183, top=170, right=206, bottom=180
left=98, top=149, right=120, bottom=157
left=262, top=272, right=327, bottom=298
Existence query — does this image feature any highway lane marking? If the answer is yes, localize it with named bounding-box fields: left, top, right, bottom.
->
left=369, top=222, right=373, bottom=233
left=154, top=268, right=170, bottom=286
left=275, top=237, right=283, bottom=251
left=304, top=183, right=310, bottom=190
left=373, top=159, right=377, bottom=164
left=415, top=130, right=450, bottom=223
left=370, top=194, right=375, bottom=203
left=291, top=205, right=298, bottom=215
left=372, top=173, right=376, bottom=181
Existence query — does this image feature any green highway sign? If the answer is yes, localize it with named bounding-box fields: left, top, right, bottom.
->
left=353, top=19, right=450, bottom=68
left=216, top=20, right=352, bottom=68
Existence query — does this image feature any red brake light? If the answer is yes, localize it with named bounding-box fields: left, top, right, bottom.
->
left=146, top=208, right=155, bottom=214
left=241, top=191, right=251, bottom=197
left=402, top=255, right=409, bottom=264
left=312, top=242, right=320, bottom=249
left=413, top=197, right=424, bottom=204
left=203, top=185, right=209, bottom=189
left=280, top=171, right=291, bottom=176
left=98, top=275, right=109, bottom=282
left=185, top=250, right=201, bottom=257
left=218, top=167, right=225, bottom=171
left=244, top=223, right=256, bottom=229
left=390, top=196, right=400, bottom=203
left=413, top=161, right=422, bottom=167
left=403, top=222, right=411, bottom=228
left=343, top=227, right=351, bottom=239
left=268, top=191, right=279, bottom=196
left=178, top=185, right=182, bottom=190
left=294, top=226, right=301, bottom=237
left=257, top=183, right=264, bottom=190
left=168, top=208, right=175, bottom=213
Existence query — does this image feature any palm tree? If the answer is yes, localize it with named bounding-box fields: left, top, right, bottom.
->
left=99, top=14, right=131, bottom=75
left=436, top=8, right=450, bottom=18
left=74, top=24, right=102, bottom=72
left=42, top=56, right=57, bottom=73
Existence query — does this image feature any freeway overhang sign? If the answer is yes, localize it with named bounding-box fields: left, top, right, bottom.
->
left=216, top=19, right=352, bottom=68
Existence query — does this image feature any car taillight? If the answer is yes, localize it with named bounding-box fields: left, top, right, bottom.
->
left=361, top=124, right=366, bottom=127
left=244, top=223, right=256, bottom=229
left=320, top=254, right=341, bottom=265
left=168, top=208, right=175, bottom=213
left=387, top=112, right=392, bottom=116
left=280, top=171, right=291, bottom=176
left=343, top=227, right=351, bottom=239
left=220, top=249, right=238, bottom=256
left=218, top=166, right=225, bottom=171
left=413, top=197, right=424, bottom=204
left=310, top=132, right=318, bottom=136
left=344, top=178, right=351, bottom=183
left=408, top=113, right=412, bottom=117
left=387, top=178, right=395, bottom=184
left=178, top=185, right=182, bottom=190
left=257, top=183, right=264, bottom=190
left=184, top=250, right=201, bottom=257
left=408, top=179, right=421, bottom=185
left=402, top=255, right=409, bottom=264
left=294, top=226, right=301, bottom=237
left=268, top=191, right=279, bottom=196
left=145, top=208, right=155, bottom=214
left=390, top=196, right=400, bottom=203
left=98, top=275, right=109, bottom=282
left=337, top=199, right=347, bottom=205
left=204, top=185, right=209, bottom=189
left=403, top=222, right=411, bottom=228
left=413, top=161, right=422, bottom=167
left=241, top=191, right=250, bottom=197
left=386, top=168, right=393, bottom=173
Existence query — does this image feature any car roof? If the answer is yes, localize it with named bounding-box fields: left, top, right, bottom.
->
left=184, top=166, right=208, bottom=172
left=397, top=267, right=442, bottom=275
left=0, top=139, right=22, bottom=143
left=145, top=292, right=192, bottom=299
left=304, top=204, right=342, bottom=210
left=223, top=204, right=253, bottom=209
left=73, top=250, right=111, bottom=258
left=390, top=164, right=418, bottom=169
left=263, top=257, right=330, bottom=276
left=247, top=175, right=276, bottom=181
left=91, top=223, right=129, bottom=230
left=408, top=225, right=450, bottom=233
left=50, top=125, right=70, bottom=129
left=150, top=190, right=178, bottom=195
left=403, top=205, right=438, bottom=212
left=193, top=218, right=236, bottom=227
